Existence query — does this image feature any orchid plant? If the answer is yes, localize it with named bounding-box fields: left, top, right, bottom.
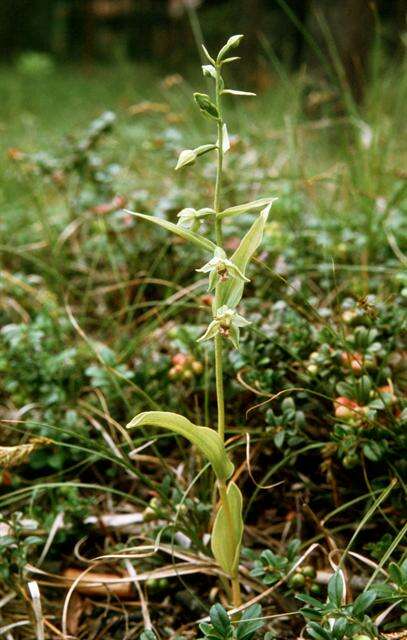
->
left=125, top=34, right=277, bottom=609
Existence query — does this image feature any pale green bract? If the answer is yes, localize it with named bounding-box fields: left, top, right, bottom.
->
left=218, top=196, right=278, bottom=220
left=217, top=204, right=272, bottom=309
left=126, top=411, right=234, bottom=482
left=211, top=481, right=243, bottom=576
left=124, top=210, right=216, bottom=253
left=221, top=89, right=256, bottom=97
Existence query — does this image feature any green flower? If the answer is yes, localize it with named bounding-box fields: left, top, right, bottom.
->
left=177, top=207, right=214, bottom=232
left=196, top=247, right=249, bottom=290
left=197, top=305, right=250, bottom=349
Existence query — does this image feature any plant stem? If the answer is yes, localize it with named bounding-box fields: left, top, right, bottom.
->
left=218, top=481, right=242, bottom=608
left=213, top=61, right=241, bottom=610
left=214, top=332, right=225, bottom=441
left=213, top=65, right=225, bottom=442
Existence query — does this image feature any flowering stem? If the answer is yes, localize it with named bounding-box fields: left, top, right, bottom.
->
left=213, top=65, right=226, bottom=443
left=213, top=63, right=241, bottom=610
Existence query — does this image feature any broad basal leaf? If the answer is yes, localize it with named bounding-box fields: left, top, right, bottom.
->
left=124, top=210, right=216, bottom=253
left=126, top=411, right=233, bottom=481
left=211, top=481, right=243, bottom=576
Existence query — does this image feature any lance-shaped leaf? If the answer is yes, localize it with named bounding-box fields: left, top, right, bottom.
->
left=217, top=204, right=271, bottom=309
left=211, top=481, right=243, bottom=576
left=124, top=210, right=216, bottom=253
left=217, top=35, right=244, bottom=63
left=218, top=196, right=278, bottom=220
left=126, top=411, right=234, bottom=481
left=202, top=43, right=216, bottom=65
left=221, top=89, right=256, bottom=97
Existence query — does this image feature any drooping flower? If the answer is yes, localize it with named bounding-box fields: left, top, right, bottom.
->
left=176, top=207, right=214, bottom=232
left=197, top=305, right=250, bottom=349
left=196, top=247, right=249, bottom=290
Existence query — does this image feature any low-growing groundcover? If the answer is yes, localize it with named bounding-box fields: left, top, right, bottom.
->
left=0, top=31, right=406, bottom=640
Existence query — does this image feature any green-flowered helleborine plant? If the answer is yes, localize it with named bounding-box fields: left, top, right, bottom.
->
left=125, top=34, right=277, bottom=608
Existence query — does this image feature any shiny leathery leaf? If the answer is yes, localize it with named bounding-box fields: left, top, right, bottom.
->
left=217, top=204, right=271, bottom=309
left=352, top=590, right=376, bottom=616
left=124, top=210, right=216, bottom=253
left=209, top=603, right=231, bottom=635
left=211, top=481, right=243, bottom=576
left=126, top=411, right=234, bottom=481
left=237, top=603, right=264, bottom=640
left=328, top=570, right=344, bottom=607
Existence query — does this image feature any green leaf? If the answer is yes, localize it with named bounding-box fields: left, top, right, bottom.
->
left=328, top=571, right=344, bottom=608
left=363, top=441, right=382, bottom=461
left=124, top=210, right=216, bottom=253
left=221, top=56, right=241, bottom=65
left=217, top=204, right=271, bottom=309
left=332, top=617, right=348, bottom=639
left=217, top=35, right=244, bottom=62
left=221, top=89, right=256, bottom=97
left=140, top=631, right=157, bottom=640
left=202, top=43, right=216, bottom=65
left=126, top=411, right=234, bottom=481
left=388, top=562, right=403, bottom=585
left=218, top=197, right=278, bottom=220
left=352, top=590, right=376, bottom=617
left=237, top=604, right=264, bottom=640
left=211, top=481, right=243, bottom=576
left=307, top=623, right=332, bottom=640
left=194, top=93, right=220, bottom=120
left=209, top=604, right=231, bottom=635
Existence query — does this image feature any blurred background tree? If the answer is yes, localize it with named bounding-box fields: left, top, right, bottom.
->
left=0, top=0, right=405, bottom=98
